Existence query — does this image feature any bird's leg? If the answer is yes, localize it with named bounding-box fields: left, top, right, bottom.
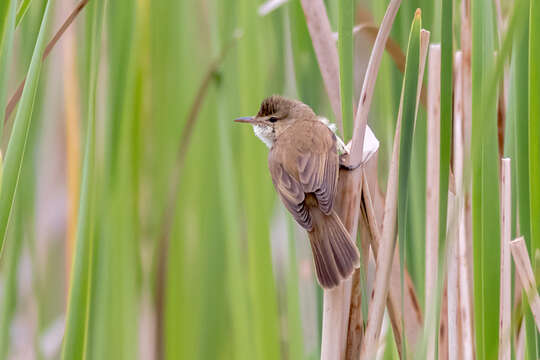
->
left=339, top=153, right=363, bottom=171
left=336, top=134, right=363, bottom=171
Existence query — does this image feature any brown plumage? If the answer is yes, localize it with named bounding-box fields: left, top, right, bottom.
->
left=235, top=95, right=360, bottom=288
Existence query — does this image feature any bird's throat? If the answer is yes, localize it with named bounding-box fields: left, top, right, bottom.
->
left=252, top=124, right=275, bottom=148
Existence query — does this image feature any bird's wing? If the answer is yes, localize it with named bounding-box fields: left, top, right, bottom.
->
left=269, top=121, right=339, bottom=229
left=269, top=151, right=312, bottom=230
left=294, top=121, right=339, bottom=214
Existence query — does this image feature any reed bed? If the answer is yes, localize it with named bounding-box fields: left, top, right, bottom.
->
left=0, top=0, right=538, bottom=359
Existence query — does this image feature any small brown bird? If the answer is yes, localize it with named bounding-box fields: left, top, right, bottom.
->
left=235, top=95, right=360, bottom=288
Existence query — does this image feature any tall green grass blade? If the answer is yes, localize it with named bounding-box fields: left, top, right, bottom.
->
left=439, top=0, right=453, bottom=279
left=397, top=9, right=422, bottom=357
left=0, top=204, right=23, bottom=359
left=0, top=0, right=16, bottom=141
left=504, top=3, right=536, bottom=357
left=529, top=0, right=540, bottom=285
left=237, top=0, right=281, bottom=358
left=471, top=0, right=501, bottom=356
left=0, top=0, right=51, bottom=257
left=16, top=0, right=33, bottom=27
left=338, top=0, right=353, bottom=138
left=529, top=0, right=540, bottom=352
left=62, top=0, right=105, bottom=358
left=88, top=0, right=138, bottom=357
left=216, top=86, right=254, bottom=359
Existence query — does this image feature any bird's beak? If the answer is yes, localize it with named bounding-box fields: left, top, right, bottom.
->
left=234, top=116, right=255, bottom=124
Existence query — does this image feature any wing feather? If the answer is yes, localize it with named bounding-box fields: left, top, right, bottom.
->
left=268, top=120, right=339, bottom=229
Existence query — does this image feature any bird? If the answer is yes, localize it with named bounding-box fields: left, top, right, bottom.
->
left=235, top=95, right=360, bottom=288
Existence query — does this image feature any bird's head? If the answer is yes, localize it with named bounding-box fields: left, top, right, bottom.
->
left=235, top=95, right=316, bottom=148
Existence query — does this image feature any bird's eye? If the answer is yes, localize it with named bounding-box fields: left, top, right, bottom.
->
left=269, top=117, right=278, bottom=123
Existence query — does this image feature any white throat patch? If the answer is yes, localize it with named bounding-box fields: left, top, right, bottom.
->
left=252, top=124, right=275, bottom=148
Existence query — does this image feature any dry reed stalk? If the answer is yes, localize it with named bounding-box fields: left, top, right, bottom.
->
left=447, top=195, right=459, bottom=360
left=453, top=50, right=474, bottom=360
left=448, top=51, right=463, bottom=360
left=510, top=237, right=540, bottom=332
left=460, top=0, right=474, bottom=257
left=258, top=0, right=289, bottom=16
left=515, top=321, right=525, bottom=360
left=359, top=98, right=402, bottom=359
left=439, top=281, right=449, bottom=360
left=425, top=43, right=441, bottom=360
left=62, top=10, right=81, bottom=299
left=332, top=24, right=427, bottom=107
left=299, top=0, right=342, bottom=132
left=360, top=28, right=429, bottom=358
left=348, top=0, right=402, bottom=162
left=361, top=159, right=423, bottom=355
left=499, top=158, right=511, bottom=360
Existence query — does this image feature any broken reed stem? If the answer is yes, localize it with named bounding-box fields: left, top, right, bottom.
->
left=510, top=237, right=540, bottom=333
left=299, top=0, right=342, bottom=132
left=5, top=0, right=90, bottom=123
left=499, top=158, right=511, bottom=360
left=425, top=43, right=441, bottom=360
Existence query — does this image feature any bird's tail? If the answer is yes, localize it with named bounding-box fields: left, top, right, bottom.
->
left=307, top=208, right=360, bottom=289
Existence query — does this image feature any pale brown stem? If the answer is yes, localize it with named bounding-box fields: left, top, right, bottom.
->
left=349, top=0, right=402, bottom=164
left=515, top=321, right=525, bottom=360
left=499, top=158, right=511, bottom=360
left=361, top=166, right=423, bottom=356
left=360, top=96, right=401, bottom=360
left=332, top=23, right=427, bottom=108
left=299, top=0, right=342, bottom=132
left=425, top=43, right=441, bottom=360
left=454, top=50, right=474, bottom=360
left=510, top=237, right=540, bottom=333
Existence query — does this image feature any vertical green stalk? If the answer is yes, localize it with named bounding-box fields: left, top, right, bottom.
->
left=439, top=0, right=453, bottom=273
left=471, top=0, right=500, bottom=357
left=0, top=204, right=23, bottom=359
left=62, top=0, right=105, bottom=357
left=0, top=0, right=51, bottom=256
left=237, top=0, right=280, bottom=358
left=338, top=0, right=353, bottom=138
left=397, top=10, right=422, bottom=357
left=0, top=0, right=16, bottom=141
left=529, top=0, right=540, bottom=282
left=529, top=0, right=540, bottom=353
left=505, top=1, right=535, bottom=356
